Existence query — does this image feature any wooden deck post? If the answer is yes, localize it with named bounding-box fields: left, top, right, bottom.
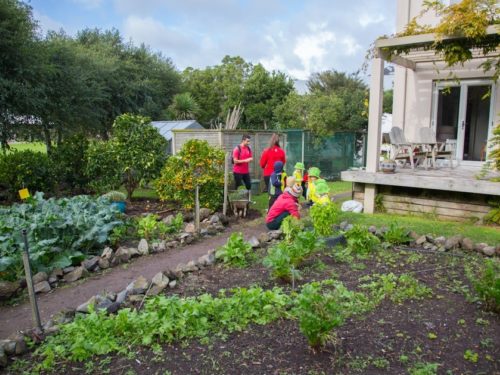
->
left=364, top=54, right=384, bottom=213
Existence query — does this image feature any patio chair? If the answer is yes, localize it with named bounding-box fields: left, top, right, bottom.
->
left=389, top=127, right=415, bottom=168
left=418, top=127, right=455, bottom=168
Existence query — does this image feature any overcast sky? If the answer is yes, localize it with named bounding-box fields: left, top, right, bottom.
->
left=30, top=0, right=397, bottom=82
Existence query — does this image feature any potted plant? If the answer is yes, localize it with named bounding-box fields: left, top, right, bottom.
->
left=102, top=191, right=127, bottom=213
left=379, top=155, right=397, bottom=173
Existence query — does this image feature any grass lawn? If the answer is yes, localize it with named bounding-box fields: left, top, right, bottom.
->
left=119, top=186, right=159, bottom=200
left=341, top=211, right=500, bottom=245
left=8, top=142, right=47, bottom=153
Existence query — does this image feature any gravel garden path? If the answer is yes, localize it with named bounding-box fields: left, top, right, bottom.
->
left=0, top=219, right=267, bottom=340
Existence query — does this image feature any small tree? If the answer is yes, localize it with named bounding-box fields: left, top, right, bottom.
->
left=168, top=92, right=200, bottom=120
left=112, top=114, right=167, bottom=199
left=156, top=139, right=225, bottom=210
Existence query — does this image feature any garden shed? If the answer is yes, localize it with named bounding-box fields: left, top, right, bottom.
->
left=151, top=120, right=204, bottom=154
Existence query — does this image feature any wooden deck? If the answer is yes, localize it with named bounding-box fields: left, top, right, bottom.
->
left=341, top=165, right=500, bottom=196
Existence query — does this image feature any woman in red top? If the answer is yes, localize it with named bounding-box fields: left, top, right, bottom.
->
left=260, top=133, right=286, bottom=192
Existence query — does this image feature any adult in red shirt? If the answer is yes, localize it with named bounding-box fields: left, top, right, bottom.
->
left=233, top=134, right=253, bottom=190
left=265, top=185, right=302, bottom=230
left=260, top=133, right=286, bottom=192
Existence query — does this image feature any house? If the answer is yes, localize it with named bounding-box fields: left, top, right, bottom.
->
left=151, top=120, right=204, bottom=154
left=341, top=0, right=500, bottom=222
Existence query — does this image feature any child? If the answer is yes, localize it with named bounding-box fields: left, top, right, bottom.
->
left=292, top=162, right=307, bottom=198
left=312, top=179, right=331, bottom=205
left=306, top=167, right=320, bottom=206
left=269, top=161, right=285, bottom=209
left=266, top=184, right=302, bottom=230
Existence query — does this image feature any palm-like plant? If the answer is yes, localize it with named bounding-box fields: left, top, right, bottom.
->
left=168, top=92, right=200, bottom=120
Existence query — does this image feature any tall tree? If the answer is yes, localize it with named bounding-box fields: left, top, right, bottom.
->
left=0, top=0, right=40, bottom=150
left=183, top=56, right=293, bottom=129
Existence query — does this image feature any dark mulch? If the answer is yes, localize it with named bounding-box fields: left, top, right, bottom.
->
left=4, top=246, right=500, bottom=375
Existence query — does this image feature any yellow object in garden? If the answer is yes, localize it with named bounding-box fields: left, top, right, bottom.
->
left=19, top=188, right=30, bottom=200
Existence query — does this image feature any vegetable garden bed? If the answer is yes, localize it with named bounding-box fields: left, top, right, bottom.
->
left=6, top=223, right=499, bottom=375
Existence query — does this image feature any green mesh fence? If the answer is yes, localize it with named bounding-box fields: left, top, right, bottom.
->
left=284, top=130, right=366, bottom=181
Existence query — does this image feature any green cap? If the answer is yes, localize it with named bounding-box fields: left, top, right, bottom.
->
left=294, top=162, right=305, bottom=170
left=308, top=167, right=321, bottom=178
left=315, top=179, right=330, bottom=195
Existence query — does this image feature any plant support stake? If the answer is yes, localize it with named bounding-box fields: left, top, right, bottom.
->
left=21, top=229, right=43, bottom=332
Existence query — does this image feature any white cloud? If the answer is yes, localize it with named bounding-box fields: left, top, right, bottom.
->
left=341, top=36, right=362, bottom=56
left=260, top=55, right=287, bottom=72
left=292, top=30, right=336, bottom=80
left=359, top=13, right=385, bottom=27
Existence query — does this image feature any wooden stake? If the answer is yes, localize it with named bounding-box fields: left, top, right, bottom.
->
left=195, top=185, right=200, bottom=233
left=21, top=229, right=43, bottom=332
left=223, top=152, right=230, bottom=216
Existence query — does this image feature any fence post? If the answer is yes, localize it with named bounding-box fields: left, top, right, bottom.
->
left=21, top=229, right=43, bottom=332
left=223, top=152, right=230, bottom=216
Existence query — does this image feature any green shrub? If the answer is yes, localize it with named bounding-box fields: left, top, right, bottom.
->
left=215, top=232, right=254, bottom=267
left=85, top=141, right=122, bottom=194
left=470, top=258, right=500, bottom=313
left=156, top=140, right=225, bottom=211
left=111, top=114, right=168, bottom=199
left=483, top=200, right=500, bottom=225
left=51, top=134, right=90, bottom=192
left=0, top=150, right=55, bottom=201
left=310, top=202, right=340, bottom=236
left=345, top=225, right=380, bottom=255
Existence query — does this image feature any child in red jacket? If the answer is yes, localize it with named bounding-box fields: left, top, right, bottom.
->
left=265, top=184, right=302, bottom=230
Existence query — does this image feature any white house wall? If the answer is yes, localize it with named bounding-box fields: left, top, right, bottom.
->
left=394, top=59, right=499, bottom=142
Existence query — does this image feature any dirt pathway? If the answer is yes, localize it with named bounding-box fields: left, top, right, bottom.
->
left=0, top=219, right=267, bottom=339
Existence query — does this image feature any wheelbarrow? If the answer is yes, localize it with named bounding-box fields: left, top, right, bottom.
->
left=228, top=189, right=254, bottom=217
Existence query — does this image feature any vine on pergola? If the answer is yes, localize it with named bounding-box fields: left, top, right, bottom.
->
left=384, top=0, right=499, bottom=81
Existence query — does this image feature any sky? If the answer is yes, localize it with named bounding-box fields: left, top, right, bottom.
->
left=29, top=0, right=397, bottom=84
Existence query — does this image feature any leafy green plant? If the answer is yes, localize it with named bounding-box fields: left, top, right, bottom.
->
left=408, top=362, right=439, bottom=375
left=310, top=202, right=340, bottom=236
left=383, top=222, right=410, bottom=245
left=263, top=230, right=324, bottom=281
left=0, top=150, right=55, bottom=201
left=463, top=349, right=478, bottom=363
left=262, top=243, right=295, bottom=281
left=136, top=213, right=183, bottom=241
left=374, top=194, right=386, bottom=213
left=359, top=273, right=433, bottom=305
left=282, top=215, right=304, bottom=242
left=483, top=200, right=500, bottom=225
left=35, top=286, right=292, bottom=365
left=215, top=232, right=254, bottom=267
left=468, top=258, right=500, bottom=313
left=0, top=193, right=122, bottom=281
left=345, top=225, right=380, bottom=255
left=292, top=280, right=366, bottom=349
left=156, top=140, right=225, bottom=211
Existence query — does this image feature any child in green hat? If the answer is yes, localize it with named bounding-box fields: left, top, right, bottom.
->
left=313, top=178, right=331, bottom=205
left=306, top=167, right=321, bottom=206
left=293, top=162, right=307, bottom=199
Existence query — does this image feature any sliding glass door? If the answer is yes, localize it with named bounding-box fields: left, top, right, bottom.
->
left=432, top=80, right=495, bottom=163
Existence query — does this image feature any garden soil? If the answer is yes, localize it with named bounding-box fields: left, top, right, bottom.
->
left=0, top=217, right=267, bottom=340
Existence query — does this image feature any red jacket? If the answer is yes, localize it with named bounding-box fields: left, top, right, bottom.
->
left=266, top=192, right=300, bottom=223
left=260, top=146, right=286, bottom=177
